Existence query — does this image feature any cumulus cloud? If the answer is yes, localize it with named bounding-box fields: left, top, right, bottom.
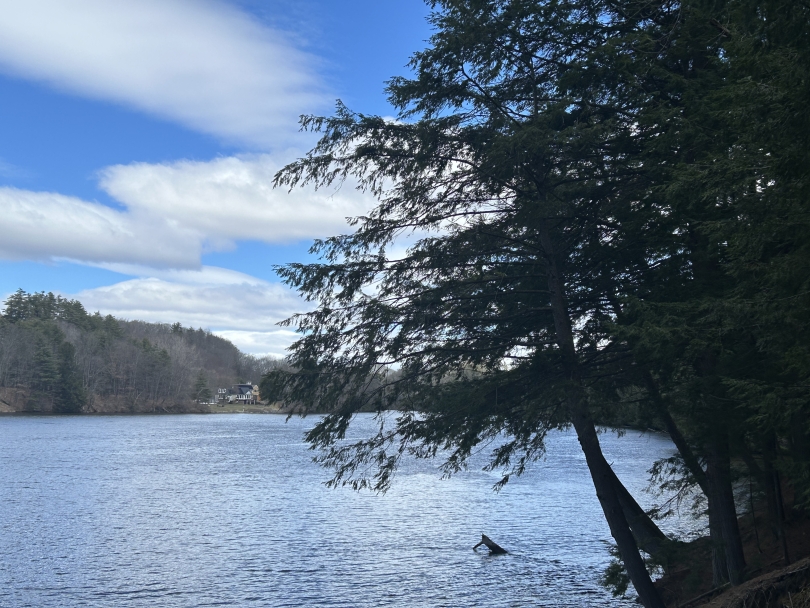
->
left=0, top=0, right=325, bottom=147
left=98, top=155, right=371, bottom=246
left=0, top=155, right=373, bottom=267
left=74, top=266, right=305, bottom=356
left=76, top=266, right=303, bottom=331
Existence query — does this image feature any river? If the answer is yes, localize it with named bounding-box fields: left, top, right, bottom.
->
left=0, top=414, right=700, bottom=607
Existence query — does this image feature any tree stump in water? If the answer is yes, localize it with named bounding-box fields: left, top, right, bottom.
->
left=473, top=534, right=508, bottom=555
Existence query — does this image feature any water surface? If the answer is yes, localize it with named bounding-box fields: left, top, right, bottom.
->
left=0, top=414, right=696, bottom=607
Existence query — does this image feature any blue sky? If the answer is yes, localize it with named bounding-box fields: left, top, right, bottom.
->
left=0, top=0, right=432, bottom=355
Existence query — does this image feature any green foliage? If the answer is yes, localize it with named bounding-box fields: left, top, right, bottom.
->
left=271, top=0, right=686, bottom=491
left=54, top=341, right=86, bottom=414
left=32, top=337, right=59, bottom=395
left=192, top=370, right=212, bottom=403
left=268, top=0, right=810, bottom=598
left=600, top=544, right=666, bottom=599
left=601, top=546, right=632, bottom=598
left=2, top=289, right=93, bottom=328
left=612, top=0, right=810, bottom=509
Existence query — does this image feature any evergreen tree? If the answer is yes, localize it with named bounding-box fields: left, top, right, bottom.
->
left=192, top=370, right=212, bottom=403
left=612, top=0, right=810, bottom=583
left=2, top=289, right=29, bottom=322
left=32, top=338, right=59, bottom=395
left=54, top=341, right=86, bottom=414
left=267, top=1, right=718, bottom=604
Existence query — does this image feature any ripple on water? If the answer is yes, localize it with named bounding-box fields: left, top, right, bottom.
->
left=0, top=414, right=701, bottom=607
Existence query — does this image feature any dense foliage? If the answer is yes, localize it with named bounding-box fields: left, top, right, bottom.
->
left=267, top=0, right=810, bottom=605
left=0, top=289, right=278, bottom=412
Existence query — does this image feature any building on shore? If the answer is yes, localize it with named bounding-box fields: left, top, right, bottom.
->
left=217, top=383, right=260, bottom=405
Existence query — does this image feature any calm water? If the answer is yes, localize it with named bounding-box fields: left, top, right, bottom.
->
left=0, top=414, right=696, bottom=607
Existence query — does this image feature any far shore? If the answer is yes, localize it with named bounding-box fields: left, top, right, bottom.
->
left=0, top=386, right=300, bottom=416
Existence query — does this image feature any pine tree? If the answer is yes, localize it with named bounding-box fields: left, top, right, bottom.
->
left=613, top=0, right=810, bottom=583
left=33, top=339, right=59, bottom=396
left=267, top=1, right=713, bottom=604
left=54, top=341, right=86, bottom=414
left=2, top=289, right=29, bottom=322
left=192, top=370, right=212, bottom=403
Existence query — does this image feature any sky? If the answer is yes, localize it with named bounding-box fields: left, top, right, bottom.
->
left=0, top=0, right=432, bottom=357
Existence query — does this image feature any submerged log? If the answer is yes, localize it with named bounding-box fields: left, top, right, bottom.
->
left=473, top=533, right=508, bottom=555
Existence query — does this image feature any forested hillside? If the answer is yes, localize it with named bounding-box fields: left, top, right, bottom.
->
left=0, top=289, right=280, bottom=414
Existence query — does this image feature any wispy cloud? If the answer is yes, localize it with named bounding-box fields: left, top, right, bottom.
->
left=0, top=155, right=372, bottom=268
left=0, top=0, right=347, bottom=353
left=0, top=0, right=326, bottom=148
left=0, top=186, right=203, bottom=267
left=0, top=159, right=31, bottom=179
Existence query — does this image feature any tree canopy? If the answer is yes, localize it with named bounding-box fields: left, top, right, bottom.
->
left=268, top=0, right=810, bottom=605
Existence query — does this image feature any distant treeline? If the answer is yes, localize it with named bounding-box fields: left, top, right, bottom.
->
left=0, top=289, right=282, bottom=414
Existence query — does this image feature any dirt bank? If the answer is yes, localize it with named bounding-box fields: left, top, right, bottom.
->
left=655, top=494, right=810, bottom=607
left=0, top=387, right=209, bottom=415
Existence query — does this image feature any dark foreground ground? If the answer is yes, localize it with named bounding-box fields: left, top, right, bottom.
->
left=656, top=494, right=810, bottom=607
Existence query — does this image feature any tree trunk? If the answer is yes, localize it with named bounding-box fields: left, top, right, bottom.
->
left=760, top=453, right=781, bottom=540
left=571, top=412, right=665, bottom=608
left=738, top=441, right=788, bottom=563
left=607, top=465, right=672, bottom=562
left=539, top=222, right=665, bottom=608
left=641, top=372, right=734, bottom=580
left=642, top=370, right=709, bottom=494
left=772, top=468, right=790, bottom=565
left=705, top=432, right=746, bottom=585
left=762, top=445, right=790, bottom=564
left=709, top=507, right=729, bottom=586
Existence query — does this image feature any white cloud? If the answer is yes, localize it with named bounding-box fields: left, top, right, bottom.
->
left=0, top=154, right=383, bottom=352
left=0, top=1, right=357, bottom=353
left=0, top=0, right=325, bottom=147
left=0, top=186, right=202, bottom=267
left=98, top=154, right=371, bottom=246
left=0, top=155, right=373, bottom=267
left=74, top=266, right=305, bottom=356
left=76, top=267, right=302, bottom=331
left=89, top=264, right=270, bottom=287
left=213, top=330, right=299, bottom=358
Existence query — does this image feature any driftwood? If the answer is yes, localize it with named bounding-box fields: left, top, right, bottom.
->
left=473, top=534, right=508, bottom=555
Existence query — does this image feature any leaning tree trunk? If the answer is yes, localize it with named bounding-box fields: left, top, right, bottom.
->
left=607, top=465, right=673, bottom=566
left=539, top=223, right=665, bottom=608
left=569, top=396, right=665, bottom=608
